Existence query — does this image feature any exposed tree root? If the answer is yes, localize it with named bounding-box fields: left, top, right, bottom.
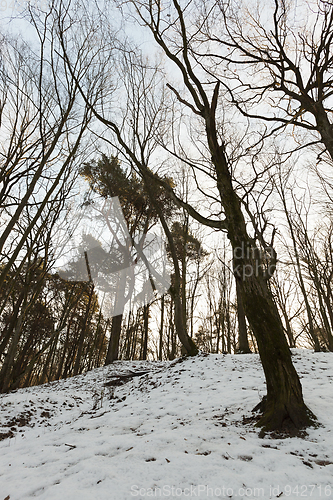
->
left=252, top=396, right=319, bottom=439
left=103, top=370, right=150, bottom=387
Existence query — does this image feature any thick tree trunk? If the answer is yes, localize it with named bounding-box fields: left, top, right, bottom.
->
left=229, top=229, right=316, bottom=432
left=238, top=271, right=316, bottom=431
left=315, top=105, right=333, bottom=163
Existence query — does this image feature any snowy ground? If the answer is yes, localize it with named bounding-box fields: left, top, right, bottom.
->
left=0, top=350, right=332, bottom=500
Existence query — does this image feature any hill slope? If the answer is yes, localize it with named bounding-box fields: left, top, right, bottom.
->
left=0, top=351, right=332, bottom=499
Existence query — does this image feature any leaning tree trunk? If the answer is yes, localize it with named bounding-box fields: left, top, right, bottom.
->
left=237, top=269, right=315, bottom=431
left=226, top=203, right=317, bottom=431
left=206, top=90, right=316, bottom=432
left=227, top=196, right=315, bottom=432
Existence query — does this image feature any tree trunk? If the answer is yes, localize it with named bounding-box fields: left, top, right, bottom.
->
left=230, top=226, right=316, bottom=432
left=207, top=101, right=316, bottom=431
left=159, top=295, right=164, bottom=360
left=143, top=177, right=198, bottom=356
left=314, top=104, right=333, bottom=163
left=141, top=304, right=149, bottom=360
left=282, top=309, right=296, bottom=349
left=0, top=290, right=28, bottom=393
left=322, top=292, right=333, bottom=351
left=104, top=313, right=123, bottom=364
left=236, top=279, right=251, bottom=353
left=39, top=334, right=57, bottom=385
left=124, top=312, right=133, bottom=360
left=130, top=311, right=140, bottom=360
left=238, top=271, right=315, bottom=431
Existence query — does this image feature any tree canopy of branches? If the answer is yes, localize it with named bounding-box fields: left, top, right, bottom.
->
left=208, top=0, right=333, bottom=159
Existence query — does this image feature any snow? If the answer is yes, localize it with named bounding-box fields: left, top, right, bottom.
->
left=0, top=350, right=332, bottom=500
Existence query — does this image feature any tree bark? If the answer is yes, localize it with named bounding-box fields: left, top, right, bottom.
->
left=238, top=271, right=315, bottom=431
left=236, top=279, right=251, bottom=354
left=104, top=314, right=123, bottom=365
left=159, top=295, right=164, bottom=360
left=141, top=304, right=149, bottom=360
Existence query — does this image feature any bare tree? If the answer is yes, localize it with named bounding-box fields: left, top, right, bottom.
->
left=102, top=0, right=316, bottom=432
left=210, top=0, right=333, bottom=160
left=0, top=15, right=93, bottom=294
left=0, top=5, right=107, bottom=390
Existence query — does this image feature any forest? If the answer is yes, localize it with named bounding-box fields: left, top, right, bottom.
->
left=1, top=0, right=333, bottom=433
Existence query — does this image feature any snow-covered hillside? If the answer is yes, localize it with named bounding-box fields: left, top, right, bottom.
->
left=0, top=350, right=332, bottom=500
